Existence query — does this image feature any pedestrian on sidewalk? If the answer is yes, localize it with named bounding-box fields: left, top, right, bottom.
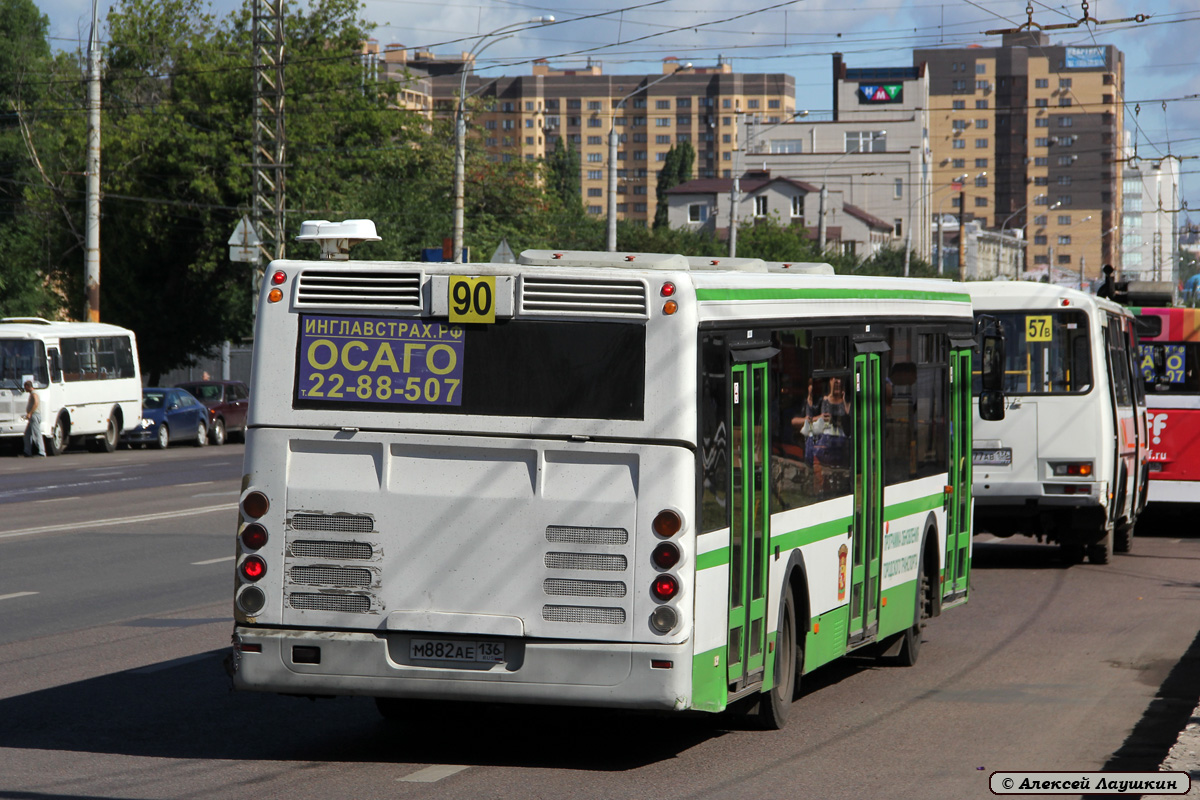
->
left=22, top=380, right=45, bottom=457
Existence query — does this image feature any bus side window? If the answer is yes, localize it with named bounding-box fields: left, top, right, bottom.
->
left=700, top=335, right=729, bottom=534
left=48, top=348, right=62, bottom=383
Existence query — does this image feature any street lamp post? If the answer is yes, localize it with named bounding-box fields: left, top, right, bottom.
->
left=453, top=16, right=553, bottom=264
left=935, top=174, right=967, bottom=276
left=998, top=196, right=1059, bottom=278
left=817, top=130, right=885, bottom=252
left=606, top=62, right=691, bottom=252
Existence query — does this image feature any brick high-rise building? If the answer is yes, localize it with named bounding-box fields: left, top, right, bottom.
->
left=916, top=33, right=1125, bottom=282
left=393, top=52, right=793, bottom=228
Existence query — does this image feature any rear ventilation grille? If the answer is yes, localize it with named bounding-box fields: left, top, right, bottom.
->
left=290, top=540, right=373, bottom=560
left=546, top=526, right=629, bottom=545
left=289, top=593, right=371, bottom=613
left=544, top=552, right=628, bottom=572
left=290, top=566, right=372, bottom=588
left=290, top=512, right=374, bottom=533
left=296, top=270, right=422, bottom=310
left=544, top=579, right=627, bottom=598
left=542, top=605, right=626, bottom=624
left=521, top=277, right=647, bottom=318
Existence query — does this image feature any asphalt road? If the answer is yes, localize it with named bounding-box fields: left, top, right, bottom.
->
left=0, top=446, right=1197, bottom=799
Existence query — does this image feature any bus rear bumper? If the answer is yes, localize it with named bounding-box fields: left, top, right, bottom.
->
left=231, top=626, right=695, bottom=712
left=1147, top=480, right=1199, bottom=504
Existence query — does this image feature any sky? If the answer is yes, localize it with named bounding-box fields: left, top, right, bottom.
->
left=37, top=0, right=1200, bottom=222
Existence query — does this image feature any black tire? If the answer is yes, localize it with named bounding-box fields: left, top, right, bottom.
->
left=894, top=570, right=929, bottom=667
left=194, top=420, right=208, bottom=447
left=209, top=418, right=226, bottom=446
left=100, top=414, right=118, bottom=453
left=1087, top=528, right=1113, bottom=565
left=755, top=585, right=797, bottom=730
left=45, top=415, right=68, bottom=456
left=155, top=424, right=170, bottom=450
left=1114, top=520, right=1134, bottom=554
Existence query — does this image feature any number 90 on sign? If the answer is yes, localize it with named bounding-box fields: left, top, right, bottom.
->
left=449, top=275, right=496, bottom=324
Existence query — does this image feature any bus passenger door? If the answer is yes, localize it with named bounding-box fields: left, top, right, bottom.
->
left=946, top=349, right=973, bottom=601
left=849, top=354, right=882, bottom=643
left=727, top=362, right=770, bottom=690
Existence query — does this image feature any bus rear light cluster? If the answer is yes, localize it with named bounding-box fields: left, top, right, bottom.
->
left=242, top=491, right=270, bottom=519
left=240, top=555, right=267, bottom=582
left=241, top=523, right=268, bottom=550
left=1052, top=462, right=1093, bottom=477
left=648, top=508, right=683, bottom=633
left=268, top=288, right=284, bottom=304
left=271, top=270, right=287, bottom=286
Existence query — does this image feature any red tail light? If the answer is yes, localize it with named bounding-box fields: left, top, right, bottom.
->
left=651, top=574, right=679, bottom=602
left=240, top=556, right=266, bottom=582
left=652, top=542, right=680, bottom=570
left=241, top=523, right=268, bottom=550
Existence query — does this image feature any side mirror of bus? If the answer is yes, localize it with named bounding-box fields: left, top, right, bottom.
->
left=979, top=390, right=1005, bottom=421
left=980, top=334, right=1005, bottom=393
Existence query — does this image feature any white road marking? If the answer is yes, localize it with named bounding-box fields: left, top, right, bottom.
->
left=35, top=495, right=80, bottom=504
left=0, top=591, right=38, bottom=602
left=192, top=555, right=235, bottom=565
left=398, top=765, right=470, bottom=783
left=0, top=503, right=236, bottom=540
left=192, top=491, right=238, bottom=498
left=178, top=481, right=216, bottom=488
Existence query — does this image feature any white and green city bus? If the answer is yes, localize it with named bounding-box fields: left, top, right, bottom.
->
left=229, top=223, right=1003, bottom=727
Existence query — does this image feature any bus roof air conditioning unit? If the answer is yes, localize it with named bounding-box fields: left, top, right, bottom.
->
left=296, top=219, right=382, bottom=260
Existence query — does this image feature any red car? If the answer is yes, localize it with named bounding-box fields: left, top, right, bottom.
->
left=175, top=380, right=250, bottom=445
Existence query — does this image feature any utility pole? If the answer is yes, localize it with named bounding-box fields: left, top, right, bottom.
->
left=83, top=0, right=101, bottom=322
left=252, top=0, right=286, bottom=307
left=956, top=188, right=966, bottom=281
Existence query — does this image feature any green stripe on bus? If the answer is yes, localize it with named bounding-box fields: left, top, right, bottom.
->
left=696, top=288, right=971, bottom=304
left=697, top=492, right=945, bottom=572
left=696, top=548, right=729, bottom=571
left=771, top=516, right=850, bottom=552
left=883, top=492, right=945, bottom=522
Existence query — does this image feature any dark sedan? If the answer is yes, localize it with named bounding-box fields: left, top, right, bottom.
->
left=175, top=380, right=249, bottom=445
left=122, top=387, right=208, bottom=449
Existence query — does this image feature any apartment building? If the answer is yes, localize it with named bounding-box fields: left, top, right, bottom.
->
left=916, top=32, right=1125, bottom=283
left=386, top=52, right=793, bottom=227
left=1121, top=154, right=1180, bottom=284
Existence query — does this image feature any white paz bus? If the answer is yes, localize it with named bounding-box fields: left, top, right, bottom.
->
left=229, top=222, right=1004, bottom=727
left=968, top=282, right=1147, bottom=564
left=0, top=318, right=142, bottom=454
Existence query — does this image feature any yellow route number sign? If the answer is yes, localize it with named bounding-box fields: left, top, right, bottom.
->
left=1025, top=315, right=1052, bottom=342
left=449, top=275, right=496, bottom=324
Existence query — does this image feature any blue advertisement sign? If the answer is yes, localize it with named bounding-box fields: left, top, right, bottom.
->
left=1065, top=47, right=1106, bottom=69
left=298, top=315, right=465, bottom=407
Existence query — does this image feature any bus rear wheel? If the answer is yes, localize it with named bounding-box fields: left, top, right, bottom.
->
left=755, top=585, right=797, bottom=730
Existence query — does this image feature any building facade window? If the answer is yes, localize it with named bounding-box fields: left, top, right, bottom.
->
left=1057, top=235, right=1071, bottom=245
left=1058, top=215, right=1071, bottom=225
left=894, top=178, right=903, bottom=199
left=1036, top=118, right=1049, bottom=127
left=688, top=203, right=709, bottom=223
left=754, top=196, right=768, bottom=216
left=1059, top=116, right=1074, bottom=127
left=976, top=99, right=989, bottom=109
left=587, top=188, right=603, bottom=197
left=975, top=119, right=988, bottom=129
left=952, top=158, right=965, bottom=168
left=974, top=138, right=988, bottom=148
left=656, top=100, right=670, bottom=109
left=845, top=130, right=887, bottom=152
left=587, top=135, right=602, bottom=145
left=953, top=139, right=966, bottom=149
left=975, top=158, right=988, bottom=168
left=953, top=100, right=966, bottom=109
left=974, top=196, right=988, bottom=207
left=1035, top=78, right=1049, bottom=88
left=791, top=195, right=804, bottom=217
left=587, top=153, right=602, bottom=162
left=587, top=170, right=603, bottom=180
left=771, top=139, right=803, bottom=154
left=1035, top=98, right=1048, bottom=108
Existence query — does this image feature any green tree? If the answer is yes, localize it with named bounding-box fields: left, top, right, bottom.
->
left=545, top=136, right=581, bottom=211
left=0, top=0, right=64, bottom=316
left=653, top=142, right=694, bottom=229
